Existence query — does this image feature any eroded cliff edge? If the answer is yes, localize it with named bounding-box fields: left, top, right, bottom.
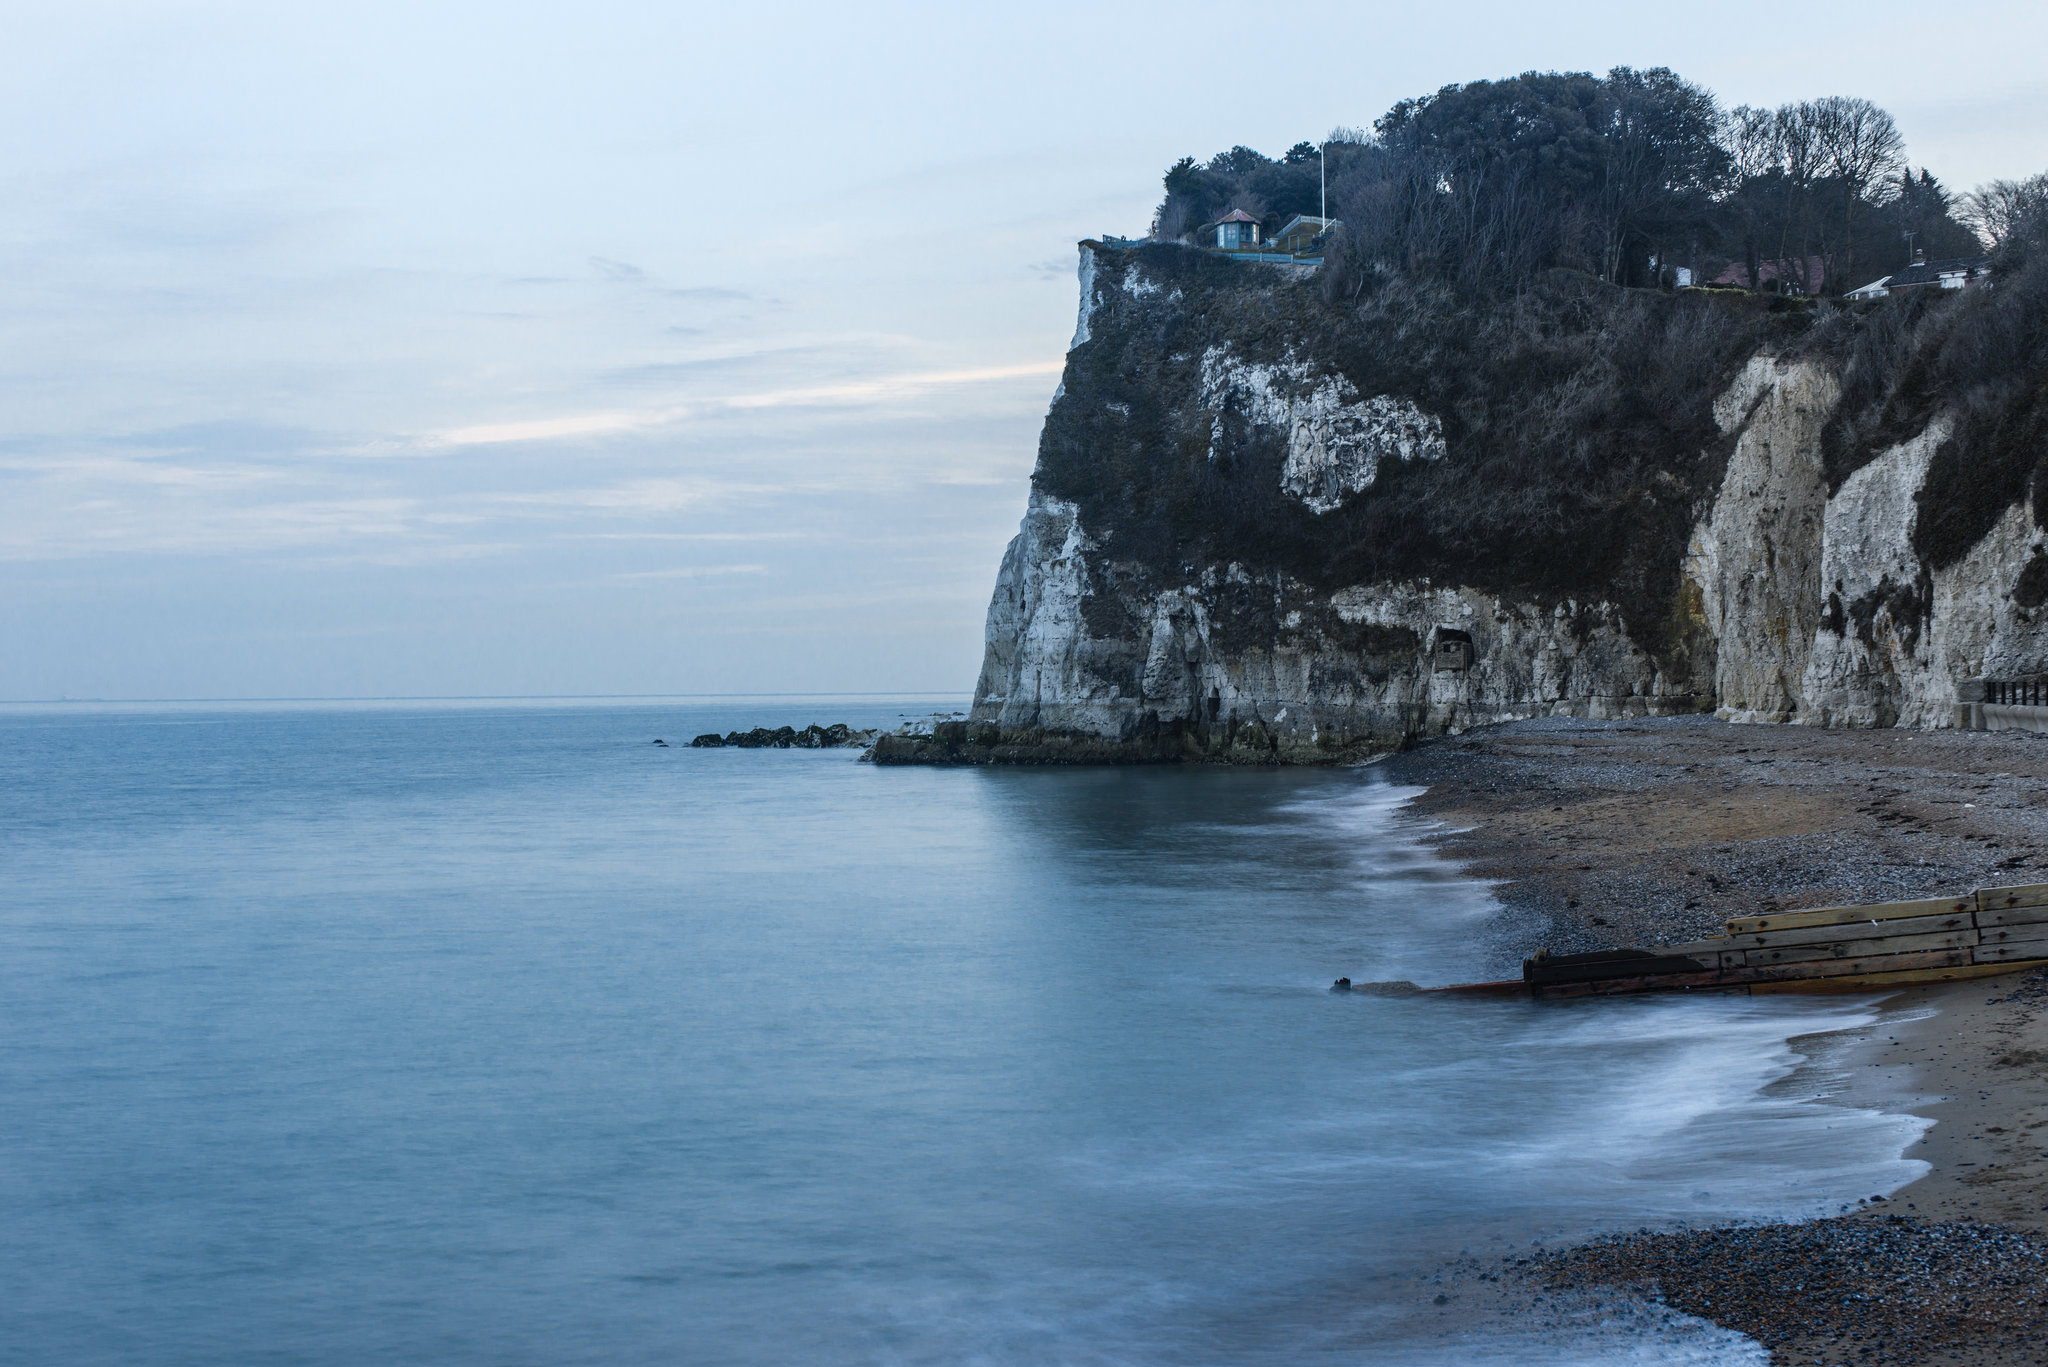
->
left=874, top=242, right=2048, bottom=764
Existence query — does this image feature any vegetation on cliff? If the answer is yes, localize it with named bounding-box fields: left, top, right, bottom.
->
left=1051, top=72, right=2048, bottom=665
left=1808, top=205, right=2048, bottom=569
left=1039, top=248, right=1793, bottom=662
left=1158, top=68, right=1987, bottom=297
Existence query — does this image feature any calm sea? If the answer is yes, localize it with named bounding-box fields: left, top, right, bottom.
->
left=0, top=699, right=1929, bottom=1365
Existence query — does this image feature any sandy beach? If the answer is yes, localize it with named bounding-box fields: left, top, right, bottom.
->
left=1382, top=715, right=2048, bottom=1365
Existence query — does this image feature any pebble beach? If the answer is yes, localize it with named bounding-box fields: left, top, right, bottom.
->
left=1383, top=715, right=2048, bottom=1365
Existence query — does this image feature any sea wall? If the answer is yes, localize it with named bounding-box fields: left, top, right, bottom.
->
left=872, top=243, right=2048, bottom=764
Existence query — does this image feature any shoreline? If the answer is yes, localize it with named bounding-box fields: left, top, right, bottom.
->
left=1379, top=715, right=2048, bottom=1364
left=1832, top=975, right=2048, bottom=1232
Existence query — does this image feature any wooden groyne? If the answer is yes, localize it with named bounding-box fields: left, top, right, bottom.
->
left=1353, top=882, right=2048, bottom=999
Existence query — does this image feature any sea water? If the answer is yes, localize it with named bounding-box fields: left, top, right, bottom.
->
left=0, top=699, right=1929, bottom=1365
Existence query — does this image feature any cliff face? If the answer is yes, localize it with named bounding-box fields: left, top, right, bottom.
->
left=1710, top=388, right=2048, bottom=730
left=879, top=242, right=2048, bottom=764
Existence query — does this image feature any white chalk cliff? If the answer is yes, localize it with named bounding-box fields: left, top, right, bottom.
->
left=952, top=244, right=2048, bottom=762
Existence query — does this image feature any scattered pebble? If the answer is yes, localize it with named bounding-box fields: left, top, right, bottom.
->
left=1534, top=1217, right=2048, bottom=1365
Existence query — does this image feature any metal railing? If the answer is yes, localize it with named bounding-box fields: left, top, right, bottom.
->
left=1958, top=676, right=2048, bottom=732
left=1986, top=679, right=2047, bottom=707
left=1961, top=677, right=2048, bottom=707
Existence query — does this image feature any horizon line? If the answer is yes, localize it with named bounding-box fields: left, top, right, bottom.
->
left=0, top=690, right=973, bottom=705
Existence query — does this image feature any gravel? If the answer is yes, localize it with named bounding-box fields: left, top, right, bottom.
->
left=1533, top=1216, right=2048, bottom=1366
left=1378, top=714, right=2048, bottom=957
left=1379, top=716, right=2048, bottom=1362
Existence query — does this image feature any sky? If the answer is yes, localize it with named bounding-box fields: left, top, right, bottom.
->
left=4, top=0, right=2046, bottom=700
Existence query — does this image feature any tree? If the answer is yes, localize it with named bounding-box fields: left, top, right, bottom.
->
left=1592, top=67, right=1729, bottom=285
left=1366, top=68, right=1725, bottom=288
left=1876, top=169, right=1983, bottom=269
left=1207, top=146, right=1273, bottom=178
left=1807, top=96, right=1905, bottom=288
left=1151, top=70, right=1925, bottom=300
left=1963, top=173, right=2048, bottom=246
left=1714, top=96, right=1905, bottom=293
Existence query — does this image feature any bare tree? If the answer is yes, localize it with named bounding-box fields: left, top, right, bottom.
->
left=1771, top=102, right=1828, bottom=290
left=1722, top=106, right=1779, bottom=285
left=1809, top=96, right=1905, bottom=285
left=1152, top=199, right=1191, bottom=243
left=1724, top=105, right=1779, bottom=180
left=1812, top=96, right=1905, bottom=186
left=1961, top=173, right=2048, bottom=246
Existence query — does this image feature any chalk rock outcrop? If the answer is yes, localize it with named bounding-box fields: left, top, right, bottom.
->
left=1191, top=349, right=1444, bottom=514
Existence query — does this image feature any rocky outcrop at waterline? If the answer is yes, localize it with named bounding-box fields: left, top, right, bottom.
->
left=876, top=239, right=2048, bottom=765
left=691, top=724, right=876, bottom=750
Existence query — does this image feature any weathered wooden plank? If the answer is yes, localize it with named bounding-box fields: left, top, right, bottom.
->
left=1730, top=911, right=1976, bottom=951
left=1978, top=920, right=2048, bottom=944
left=1526, top=948, right=1717, bottom=985
left=1661, top=938, right=1735, bottom=957
left=1976, top=883, right=2048, bottom=913
left=1741, top=929, right=1979, bottom=966
left=1655, top=939, right=1753, bottom=971
left=1726, top=896, right=1975, bottom=936
left=1423, top=979, right=1531, bottom=997
left=1976, top=904, right=2048, bottom=929
left=1524, top=949, right=2047, bottom=997
left=1751, top=959, right=2048, bottom=994
left=1731, top=948, right=1972, bottom=984
left=1533, top=970, right=1738, bottom=999
left=1973, top=938, right=2048, bottom=963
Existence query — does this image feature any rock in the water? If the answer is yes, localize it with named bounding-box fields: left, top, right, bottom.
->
left=688, top=723, right=875, bottom=750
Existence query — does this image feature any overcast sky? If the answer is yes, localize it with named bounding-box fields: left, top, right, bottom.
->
left=4, top=0, right=2044, bottom=699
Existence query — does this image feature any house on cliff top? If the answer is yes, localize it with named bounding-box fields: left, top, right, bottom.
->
left=1199, top=211, right=1338, bottom=264
left=1271, top=214, right=1337, bottom=254
left=1846, top=251, right=1993, bottom=300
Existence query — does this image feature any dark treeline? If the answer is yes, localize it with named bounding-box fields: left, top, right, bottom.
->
left=1153, top=68, right=2015, bottom=297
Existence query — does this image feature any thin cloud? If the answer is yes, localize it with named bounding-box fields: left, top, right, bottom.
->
left=611, top=563, right=770, bottom=581
left=438, top=359, right=1064, bottom=446
left=485, top=477, right=784, bottom=515
left=575, top=531, right=810, bottom=542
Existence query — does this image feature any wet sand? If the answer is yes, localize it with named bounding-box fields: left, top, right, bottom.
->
left=1380, top=715, right=2048, bottom=1365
